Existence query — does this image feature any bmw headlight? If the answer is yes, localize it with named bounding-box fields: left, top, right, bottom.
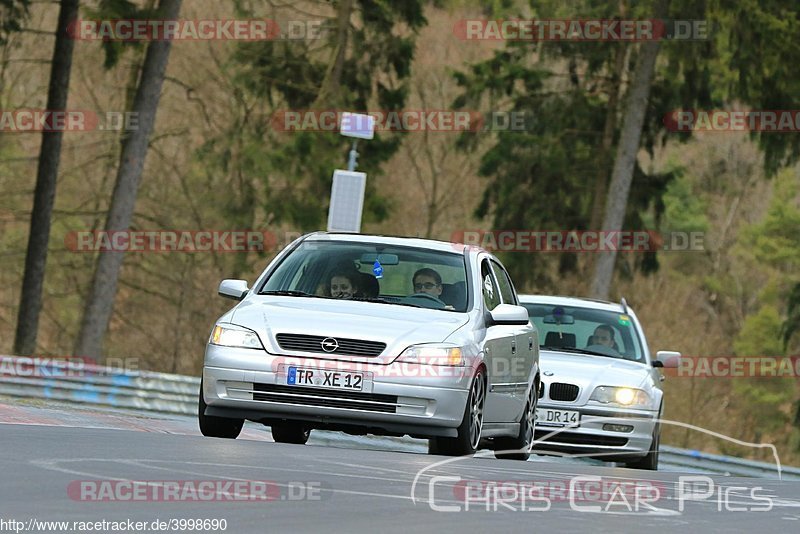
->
left=397, top=344, right=465, bottom=366
left=209, top=323, right=264, bottom=350
left=590, top=386, right=651, bottom=407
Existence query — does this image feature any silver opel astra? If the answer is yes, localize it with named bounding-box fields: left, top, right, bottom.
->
left=199, top=232, right=539, bottom=458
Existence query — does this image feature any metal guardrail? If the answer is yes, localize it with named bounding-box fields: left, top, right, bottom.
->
left=3, top=354, right=800, bottom=479
left=0, top=355, right=198, bottom=416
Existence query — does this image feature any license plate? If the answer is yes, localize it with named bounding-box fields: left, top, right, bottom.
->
left=535, top=408, right=581, bottom=427
left=286, top=366, right=363, bottom=391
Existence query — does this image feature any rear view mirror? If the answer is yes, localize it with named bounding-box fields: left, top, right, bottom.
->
left=654, top=350, right=681, bottom=368
left=543, top=306, right=573, bottom=324
left=359, top=253, right=399, bottom=265
left=218, top=279, right=248, bottom=300
left=543, top=314, right=574, bottom=324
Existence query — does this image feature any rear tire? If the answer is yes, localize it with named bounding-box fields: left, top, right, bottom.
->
left=434, top=368, right=486, bottom=456
left=271, top=423, right=311, bottom=445
left=198, top=381, right=244, bottom=439
left=625, top=423, right=660, bottom=470
left=494, top=380, right=537, bottom=461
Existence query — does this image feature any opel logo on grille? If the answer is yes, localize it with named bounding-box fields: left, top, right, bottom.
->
left=321, top=337, right=339, bottom=352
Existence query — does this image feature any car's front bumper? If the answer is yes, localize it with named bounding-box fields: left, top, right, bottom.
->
left=201, top=344, right=473, bottom=438
left=533, top=402, right=659, bottom=461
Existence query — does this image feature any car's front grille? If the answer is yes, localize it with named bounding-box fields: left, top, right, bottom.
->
left=252, top=383, right=398, bottom=413
left=275, top=333, right=385, bottom=357
left=534, top=430, right=628, bottom=447
left=549, top=382, right=579, bottom=402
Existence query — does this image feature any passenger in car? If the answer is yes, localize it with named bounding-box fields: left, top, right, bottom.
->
left=327, top=268, right=360, bottom=299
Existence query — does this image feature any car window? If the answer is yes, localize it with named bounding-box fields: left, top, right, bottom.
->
left=490, top=260, right=517, bottom=305
left=522, top=302, right=645, bottom=362
left=260, top=239, right=469, bottom=312
left=480, top=260, right=501, bottom=311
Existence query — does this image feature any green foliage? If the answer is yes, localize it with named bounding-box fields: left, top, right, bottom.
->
left=746, top=169, right=800, bottom=269
left=661, top=167, right=709, bottom=234
left=454, top=0, right=800, bottom=288
left=196, top=0, right=426, bottom=232
left=733, top=304, right=784, bottom=357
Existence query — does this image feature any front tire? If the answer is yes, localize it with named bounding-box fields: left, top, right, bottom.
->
left=198, top=380, right=244, bottom=439
left=271, top=423, right=311, bottom=444
left=432, top=368, right=486, bottom=456
left=625, top=423, right=660, bottom=470
left=494, top=380, right=537, bottom=461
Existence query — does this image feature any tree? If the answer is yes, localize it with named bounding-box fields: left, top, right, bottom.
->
left=455, top=0, right=800, bottom=292
left=13, top=0, right=79, bottom=356
left=193, top=0, right=427, bottom=250
left=74, top=0, right=182, bottom=361
left=589, top=0, right=669, bottom=299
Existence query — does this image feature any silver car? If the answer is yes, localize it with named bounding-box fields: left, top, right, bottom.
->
left=519, top=295, right=680, bottom=470
left=200, top=233, right=539, bottom=459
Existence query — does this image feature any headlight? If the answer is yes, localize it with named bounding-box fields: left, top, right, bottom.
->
left=209, top=324, right=264, bottom=349
left=590, top=386, right=651, bottom=407
left=397, top=344, right=465, bottom=366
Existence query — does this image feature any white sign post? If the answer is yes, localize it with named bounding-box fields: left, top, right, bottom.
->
left=327, top=112, right=375, bottom=233
left=327, top=170, right=367, bottom=233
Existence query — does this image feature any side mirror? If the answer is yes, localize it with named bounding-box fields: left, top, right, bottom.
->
left=488, top=304, right=530, bottom=326
left=654, top=350, right=681, bottom=368
left=218, top=279, right=248, bottom=301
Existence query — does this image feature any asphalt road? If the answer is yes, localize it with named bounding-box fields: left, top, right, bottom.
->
left=1, top=400, right=800, bottom=533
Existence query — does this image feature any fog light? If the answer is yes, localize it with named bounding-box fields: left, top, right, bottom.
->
left=603, top=423, right=634, bottom=433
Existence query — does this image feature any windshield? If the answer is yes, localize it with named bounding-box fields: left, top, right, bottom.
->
left=259, top=239, right=469, bottom=312
left=522, top=302, right=645, bottom=362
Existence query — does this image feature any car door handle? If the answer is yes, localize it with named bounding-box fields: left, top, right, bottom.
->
left=528, top=337, right=533, bottom=350
left=511, top=340, right=516, bottom=354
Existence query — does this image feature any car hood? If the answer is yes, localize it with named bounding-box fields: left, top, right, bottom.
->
left=229, top=296, right=470, bottom=363
left=539, top=350, right=652, bottom=404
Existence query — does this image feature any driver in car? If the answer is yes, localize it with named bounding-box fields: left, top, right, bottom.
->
left=412, top=268, right=443, bottom=298
left=589, top=324, right=620, bottom=352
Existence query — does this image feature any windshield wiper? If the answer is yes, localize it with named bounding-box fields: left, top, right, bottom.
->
left=260, top=290, right=315, bottom=297
left=350, top=296, right=422, bottom=309
left=540, top=346, right=618, bottom=358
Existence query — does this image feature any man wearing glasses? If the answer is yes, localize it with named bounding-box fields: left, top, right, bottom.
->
left=412, top=268, right=443, bottom=298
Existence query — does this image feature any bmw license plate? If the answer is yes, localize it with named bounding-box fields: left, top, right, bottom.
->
left=535, top=408, right=580, bottom=427
left=287, top=366, right=363, bottom=391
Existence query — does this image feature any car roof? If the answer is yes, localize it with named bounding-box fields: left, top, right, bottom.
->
left=518, top=294, right=629, bottom=313
left=303, top=232, right=472, bottom=254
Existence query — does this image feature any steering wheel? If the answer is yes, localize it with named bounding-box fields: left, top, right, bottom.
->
left=586, top=344, right=622, bottom=358
left=407, top=292, right=446, bottom=307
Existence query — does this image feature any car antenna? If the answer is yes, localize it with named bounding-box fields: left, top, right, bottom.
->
left=620, top=297, right=628, bottom=314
